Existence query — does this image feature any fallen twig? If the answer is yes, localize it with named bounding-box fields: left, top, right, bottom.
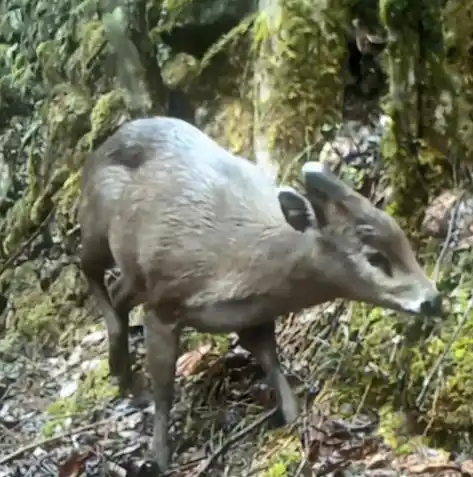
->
left=433, top=193, right=463, bottom=281
left=0, top=207, right=56, bottom=276
left=190, top=407, right=278, bottom=477
left=0, top=416, right=115, bottom=466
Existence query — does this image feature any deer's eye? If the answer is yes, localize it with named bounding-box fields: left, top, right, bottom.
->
left=367, top=251, right=392, bottom=277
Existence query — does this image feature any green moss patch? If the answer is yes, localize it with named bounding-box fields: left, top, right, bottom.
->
left=44, top=359, right=119, bottom=437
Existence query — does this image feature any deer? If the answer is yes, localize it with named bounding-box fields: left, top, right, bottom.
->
left=78, top=115, right=443, bottom=472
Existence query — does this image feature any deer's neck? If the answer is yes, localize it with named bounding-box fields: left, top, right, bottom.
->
left=249, top=225, right=341, bottom=312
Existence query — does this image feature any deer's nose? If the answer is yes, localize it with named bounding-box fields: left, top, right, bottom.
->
left=420, top=292, right=443, bottom=317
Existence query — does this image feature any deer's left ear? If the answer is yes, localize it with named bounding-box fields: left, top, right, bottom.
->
left=277, top=186, right=317, bottom=232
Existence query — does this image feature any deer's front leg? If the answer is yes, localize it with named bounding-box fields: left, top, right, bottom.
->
left=143, top=306, right=181, bottom=472
left=238, top=321, right=299, bottom=424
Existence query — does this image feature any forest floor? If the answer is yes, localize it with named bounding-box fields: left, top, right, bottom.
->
left=1, top=314, right=472, bottom=477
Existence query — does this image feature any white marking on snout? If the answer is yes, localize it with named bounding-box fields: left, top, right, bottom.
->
left=396, top=296, right=426, bottom=314
left=394, top=282, right=439, bottom=315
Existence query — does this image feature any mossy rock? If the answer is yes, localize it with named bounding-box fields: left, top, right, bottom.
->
left=6, top=263, right=91, bottom=346
left=162, top=0, right=254, bottom=27
left=0, top=269, right=14, bottom=294
left=203, top=98, right=254, bottom=157
left=0, top=43, right=11, bottom=70
left=66, top=20, right=108, bottom=86
left=1, top=164, right=72, bottom=255
left=11, top=51, right=33, bottom=86
left=2, top=192, right=36, bottom=254
left=8, top=261, right=41, bottom=297
left=251, top=0, right=348, bottom=181
left=89, top=89, right=129, bottom=148
left=46, top=85, right=92, bottom=153
left=49, top=264, right=88, bottom=305
left=36, top=40, right=63, bottom=86
left=162, top=52, right=200, bottom=89
left=30, top=166, right=71, bottom=225
left=54, top=169, right=83, bottom=236
left=71, top=133, right=93, bottom=169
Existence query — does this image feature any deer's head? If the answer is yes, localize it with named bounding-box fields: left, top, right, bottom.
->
left=278, top=161, right=442, bottom=317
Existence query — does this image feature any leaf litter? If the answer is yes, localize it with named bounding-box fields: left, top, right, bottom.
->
left=1, top=305, right=472, bottom=477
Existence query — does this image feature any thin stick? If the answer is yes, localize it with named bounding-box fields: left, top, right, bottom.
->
left=0, top=208, right=55, bottom=276
left=190, top=408, right=277, bottom=477
left=433, top=194, right=462, bottom=281
left=0, top=417, right=114, bottom=466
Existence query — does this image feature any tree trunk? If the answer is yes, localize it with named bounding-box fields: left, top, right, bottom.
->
left=380, top=0, right=456, bottom=231
left=253, top=0, right=349, bottom=183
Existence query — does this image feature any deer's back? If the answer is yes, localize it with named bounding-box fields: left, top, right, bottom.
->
left=107, top=117, right=296, bottom=307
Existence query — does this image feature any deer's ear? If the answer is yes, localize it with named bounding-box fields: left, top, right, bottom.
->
left=277, top=187, right=317, bottom=232
left=302, top=161, right=346, bottom=201
left=302, top=160, right=383, bottom=225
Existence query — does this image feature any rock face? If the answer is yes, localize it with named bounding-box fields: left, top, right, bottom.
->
left=160, top=0, right=257, bottom=57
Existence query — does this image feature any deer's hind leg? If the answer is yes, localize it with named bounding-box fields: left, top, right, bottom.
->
left=238, top=321, right=299, bottom=425
left=80, top=237, right=133, bottom=394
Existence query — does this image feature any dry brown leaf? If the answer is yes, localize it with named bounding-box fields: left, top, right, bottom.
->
left=176, top=344, right=216, bottom=377
left=408, top=463, right=460, bottom=474
left=401, top=456, right=459, bottom=475
left=395, top=451, right=458, bottom=475
left=59, top=450, right=93, bottom=477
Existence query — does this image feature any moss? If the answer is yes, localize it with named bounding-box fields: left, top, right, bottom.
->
left=66, top=20, right=107, bottom=85
left=46, top=84, right=92, bottom=152
left=379, top=0, right=454, bottom=231
left=10, top=290, right=60, bottom=341
left=0, top=269, right=14, bottom=294
left=44, top=358, right=119, bottom=436
left=320, top=267, right=473, bottom=445
left=36, top=40, right=63, bottom=86
left=380, top=110, right=426, bottom=232
left=162, top=53, right=200, bottom=90
left=204, top=99, right=254, bottom=157
left=2, top=193, right=36, bottom=254
left=11, top=52, right=28, bottom=82
left=2, top=84, right=90, bottom=253
left=377, top=404, right=430, bottom=453
left=49, top=264, right=89, bottom=305
left=7, top=262, right=41, bottom=296
left=7, top=264, right=90, bottom=346
left=54, top=169, right=83, bottom=235
left=255, top=432, right=302, bottom=477
left=71, top=133, right=93, bottom=169
left=443, top=1, right=473, bottom=161
left=253, top=0, right=349, bottom=181
left=30, top=166, right=70, bottom=225
left=0, top=43, right=10, bottom=68
left=89, top=89, right=129, bottom=148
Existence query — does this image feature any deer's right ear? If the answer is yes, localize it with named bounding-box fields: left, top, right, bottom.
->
left=301, top=161, right=346, bottom=201
left=277, top=187, right=317, bottom=232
